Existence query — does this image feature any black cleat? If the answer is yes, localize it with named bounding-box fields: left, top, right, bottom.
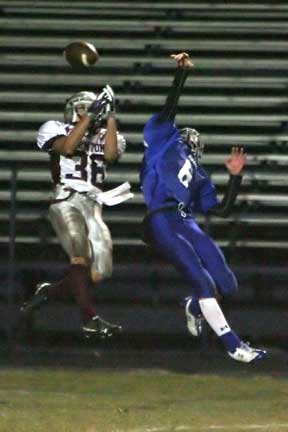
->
left=20, top=282, right=50, bottom=317
left=82, top=315, right=122, bottom=339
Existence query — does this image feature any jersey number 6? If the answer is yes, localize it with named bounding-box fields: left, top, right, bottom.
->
left=178, top=158, right=193, bottom=188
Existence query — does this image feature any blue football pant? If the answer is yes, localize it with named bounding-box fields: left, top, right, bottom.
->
left=148, top=210, right=238, bottom=298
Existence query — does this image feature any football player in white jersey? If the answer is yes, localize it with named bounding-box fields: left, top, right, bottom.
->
left=21, top=86, right=128, bottom=338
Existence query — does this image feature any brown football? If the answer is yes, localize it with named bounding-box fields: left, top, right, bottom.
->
left=64, top=41, right=99, bottom=68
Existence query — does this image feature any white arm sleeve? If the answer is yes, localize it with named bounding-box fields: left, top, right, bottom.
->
left=37, top=120, right=67, bottom=151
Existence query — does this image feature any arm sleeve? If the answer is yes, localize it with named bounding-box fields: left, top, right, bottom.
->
left=158, top=67, right=189, bottom=123
left=207, top=175, right=242, bottom=218
left=143, top=68, right=189, bottom=151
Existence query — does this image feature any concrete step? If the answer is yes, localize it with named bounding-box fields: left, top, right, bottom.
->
left=1, top=234, right=288, bottom=249
left=1, top=1, right=288, bottom=12
left=119, top=94, right=288, bottom=110
left=1, top=168, right=288, bottom=187
left=1, top=150, right=288, bottom=166
left=1, top=133, right=286, bottom=150
left=4, top=6, right=288, bottom=20
left=0, top=111, right=286, bottom=128
left=1, top=38, right=288, bottom=53
left=2, top=210, right=288, bottom=227
left=1, top=188, right=288, bottom=208
left=1, top=91, right=288, bottom=109
left=1, top=17, right=288, bottom=33
left=2, top=55, right=288, bottom=71
left=0, top=72, right=286, bottom=90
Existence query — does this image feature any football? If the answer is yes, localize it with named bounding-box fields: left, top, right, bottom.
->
left=63, top=41, right=99, bottom=68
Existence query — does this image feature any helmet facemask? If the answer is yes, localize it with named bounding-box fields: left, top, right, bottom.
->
left=64, top=91, right=97, bottom=124
left=180, top=127, right=204, bottom=162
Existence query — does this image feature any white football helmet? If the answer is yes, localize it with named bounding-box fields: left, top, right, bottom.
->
left=64, top=91, right=97, bottom=124
left=180, top=127, right=204, bottom=162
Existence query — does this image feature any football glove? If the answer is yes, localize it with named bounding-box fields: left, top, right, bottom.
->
left=100, top=84, right=116, bottom=118
left=87, top=92, right=110, bottom=123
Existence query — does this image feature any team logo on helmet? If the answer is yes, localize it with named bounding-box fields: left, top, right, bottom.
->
left=180, top=127, right=204, bottom=162
left=64, top=91, right=97, bottom=124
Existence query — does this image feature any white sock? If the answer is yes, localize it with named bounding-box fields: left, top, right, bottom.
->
left=199, top=297, right=231, bottom=336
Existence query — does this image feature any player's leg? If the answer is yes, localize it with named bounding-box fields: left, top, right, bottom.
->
left=86, top=202, right=113, bottom=283
left=150, top=213, right=233, bottom=342
left=183, top=218, right=266, bottom=362
left=185, top=221, right=237, bottom=297
left=148, top=212, right=266, bottom=362
left=197, top=297, right=266, bottom=362
left=182, top=222, right=241, bottom=349
left=21, top=198, right=97, bottom=321
left=148, top=211, right=216, bottom=338
left=81, top=200, right=121, bottom=338
left=149, top=212, right=217, bottom=295
left=22, top=194, right=120, bottom=339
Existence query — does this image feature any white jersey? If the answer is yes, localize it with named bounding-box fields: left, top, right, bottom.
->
left=37, top=120, right=126, bottom=192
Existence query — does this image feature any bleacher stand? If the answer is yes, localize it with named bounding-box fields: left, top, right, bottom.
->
left=0, top=0, right=288, bottom=345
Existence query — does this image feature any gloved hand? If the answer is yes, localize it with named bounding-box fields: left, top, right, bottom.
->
left=87, top=91, right=110, bottom=122
left=99, top=84, right=116, bottom=119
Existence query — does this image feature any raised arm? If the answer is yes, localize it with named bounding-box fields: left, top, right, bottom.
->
left=158, top=52, right=194, bottom=123
left=208, top=147, right=246, bottom=218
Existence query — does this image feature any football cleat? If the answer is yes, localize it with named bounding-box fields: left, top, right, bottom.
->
left=228, top=341, right=267, bottom=363
left=82, top=315, right=122, bottom=339
left=20, top=282, right=50, bottom=317
left=185, top=297, right=203, bottom=337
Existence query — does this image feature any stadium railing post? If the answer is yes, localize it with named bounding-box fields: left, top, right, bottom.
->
left=6, top=165, right=17, bottom=349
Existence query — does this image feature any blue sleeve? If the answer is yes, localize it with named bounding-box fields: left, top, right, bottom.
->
left=195, top=170, right=219, bottom=214
left=143, top=113, right=176, bottom=152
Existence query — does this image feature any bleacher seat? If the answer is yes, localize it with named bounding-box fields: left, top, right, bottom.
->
left=0, top=0, right=288, bottom=261
left=0, top=0, right=288, bottom=341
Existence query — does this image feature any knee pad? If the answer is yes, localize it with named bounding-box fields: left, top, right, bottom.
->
left=49, top=202, right=89, bottom=259
left=89, top=238, right=112, bottom=279
left=69, top=228, right=90, bottom=259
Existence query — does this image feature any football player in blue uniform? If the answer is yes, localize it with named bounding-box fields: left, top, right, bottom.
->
left=140, top=52, right=266, bottom=363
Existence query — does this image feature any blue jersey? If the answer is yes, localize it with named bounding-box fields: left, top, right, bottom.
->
left=140, top=114, right=218, bottom=214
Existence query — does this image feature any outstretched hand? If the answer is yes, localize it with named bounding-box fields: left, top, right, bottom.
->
left=225, top=147, right=246, bottom=175
left=170, top=52, right=194, bottom=69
